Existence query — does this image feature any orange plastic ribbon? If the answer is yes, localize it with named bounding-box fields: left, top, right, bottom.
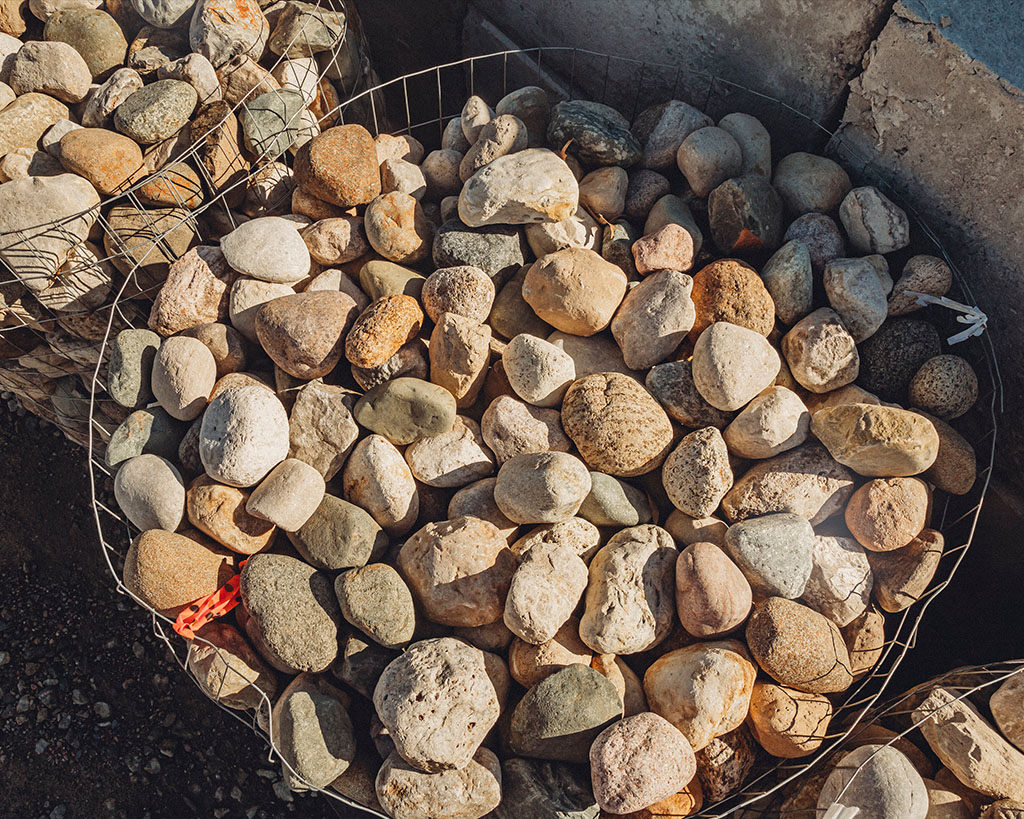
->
left=173, top=560, right=247, bottom=639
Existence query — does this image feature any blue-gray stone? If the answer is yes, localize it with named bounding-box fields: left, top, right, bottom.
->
left=547, top=100, right=642, bottom=167
left=105, top=407, right=188, bottom=469
left=724, top=512, right=814, bottom=599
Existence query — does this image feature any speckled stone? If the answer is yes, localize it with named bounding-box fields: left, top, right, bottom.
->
left=690, top=258, right=775, bottom=340
left=186, top=475, right=275, bottom=555
left=433, top=220, right=528, bottom=285
left=335, top=564, right=415, bottom=650
left=107, top=328, right=161, bottom=409
left=646, top=360, right=732, bottom=429
left=662, top=427, right=733, bottom=518
left=839, top=186, right=911, bottom=254
left=908, top=355, right=979, bottom=420
left=691, top=322, right=780, bottom=412
left=287, top=493, right=388, bottom=571
left=724, top=513, right=814, bottom=599
left=342, top=434, right=419, bottom=536
left=255, top=291, right=357, bottom=379
left=783, top=213, right=845, bottom=274
left=811, top=403, right=940, bottom=477
left=889, top=255, right=953, bottom=316
left=294, top=124, right=380, bottom=207
left=611, top=269, right=696, bottom=370
left=114, top=78, right=196, bottom=144
left=857, top=319, right=942, bottom=403
left=548, top=99, right=641, bottom=166
left=494, top=451, right=592, bottom=525
left=345, top=295, right=423, bottom=369
left=375, top=748, right=502, bottom=819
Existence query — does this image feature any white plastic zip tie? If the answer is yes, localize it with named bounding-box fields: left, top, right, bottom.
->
left=906, top=291, right=988, bottom=345
left=823, top=805, right=860, bottom=819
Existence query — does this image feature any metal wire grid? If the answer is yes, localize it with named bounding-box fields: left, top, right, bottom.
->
left=82, top=48, right=1003, bottom=818
left=0, top=0, right=381, bottom=449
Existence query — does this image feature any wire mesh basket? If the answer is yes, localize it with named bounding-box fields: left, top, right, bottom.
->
left=0, top=0, right=382, bottom=453
left=85, top=47, right=1003, bottom=818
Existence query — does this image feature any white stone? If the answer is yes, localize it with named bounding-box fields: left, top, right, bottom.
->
left=801, top=535, right=872, bottom=627
left=221, top=216, right=311, bottom=283
left=502, top=333, right=576, bottom=408
left=723, top=386, right=810, bottom=459
left=691, top=322, right=781, bottom=412
left=199, top=385, right=291, bottom=487
left=504, top=541, right=589, bottom=644
left=458, top=148, right=579, bottom=227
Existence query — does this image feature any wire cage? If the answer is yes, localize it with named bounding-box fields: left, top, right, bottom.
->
left=85, top=47, right=1003, bottom=818
left=0, top=0, right=382, bottom=453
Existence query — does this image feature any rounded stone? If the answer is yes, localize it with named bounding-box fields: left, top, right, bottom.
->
left=421, top=149, right=463, bottom=200
left=300, top=216, right=367, bottom=266
left=784, top=212, right=845, bottom=273
left=335, top=564, right=415, bottom=650
left=646, top=360, right=733, bottom=429
left=199, top=385, right=290, bottom=487
left=503, top=540, right=589, bottom=645
left=490, top=758, right=598, bottom=819
left=458, top=148, right=579, bottom=227
left=561, top=372, right=674, bottom=477
left=823, top=256, right=889, bottom=343
left=747, top=681, right=832, bottom=758
left=294, top=124, right=381, bottom=207
left=810, top=403, right=940, bottom=477
left=510, top=664, right=623, bottom=763
left=105, top=407, right=188, bottom=469
left=480, top=394, right=571, bottom=465
left=113, top=453, right=185, bottom=532
left=547, top=99, right=641, bottom=166
left=761, top=240, right=813, bottom=324
left=403, top=416, right=495, bottom=489
left=287, top=493, right=388, bottom=571
left=723, top=386, right=809, bottom=459
left=272, top=674, right=355, bottom=789
left=662, top=427, right=733, bottom=518
left=187, top=622, right=277, bottom=711
left=631, top=223, right=695, bottom=276
left=345, top=295, right=424, bottom=369
left=724, top=513, right=814, bottom=599
left=398, top=516, right=515, bottom=627
left=857, top=319, right=942, bottom=402
left=494, top=451, right=592, bottom=525
left=429, top=312, right=491, bottom=408
left=867, top=528, right=945, bottom=613
left=228, top=278, right=295, bottom=342
left=507, top=618, right=592, bottom=689
left=745, top=597, right=854, bottom=694
left=8, top=40, right=91, bottom=103
left=365, top=191, right=434, bottom=264
left=57, top=126, right=141, bottom=195
left=665, top=511, right=729, bottom=548
left=691, top=322, right=781, bottom=412
left=845, top=477, right=930, bottom=553
left=579, top=524, right=678, bottom=655
left=189, top=0, right=268, bottom=68
left=422, top=265, right=495, bottom=324
left=149, top=246, right=236, bottom=337
left=781, top=307, right=860, bottom=393
left=239, top=552, right=339, bottom=673
left=908, top=355, right=979, bottom=420
left=522, top=247, right=628, bottom=336
left=802, top=534, right=873, bottom=627
left=577, top=165, right=627, bottom=219
left=123, top=529, right=234, bottom=617
left=839, top=186, right=911, bottom=255
left=108, top=328, right=161, bottom=409
left=353, top=377, right=457, bottom=446
left=718, top=112, right=771, bottom=176
left=245, top=457, right=325, bottom=532
left=459, top=112, right=528, bottom=181
left=590, top=713, right=697, bottom=815
left=113, top=78, right=197, bottom=144
left=643, top=640, right=756, bottom=752
left=342, top=434, right=419, bottom=536
left=502, top=333, right=576, bottom=408
left=707, top=173, right=784, bottom=254
left=675, top=126, right=742, bottom=198
left=625, top=169, right=672, bottom=223
left=611, top=269, right=696, bottom=370
left=43, top=8, right=126, bottom=80
left=578, top=472, right=651, bottom=528
left=675, top=541, right=752, bottom=638
left=256, top=290, right=357, bottom=379
left=359, top=259, right=427, bottom=301
left=818, top=745, right=929, bottom=819
left=220, top=216, right=311, bottom=283
left=889, top=255, right=954, bottom=316
left=510, top=518, right=602, bottom=565
left=151, top=336, right=217, bottom=421
left=448, top=479, right=518, bottom=542
left=375, top=748, right=502, bottom=819
left=186, top=475, right=275, bottom=555
left=772, top=152, right=852, bottom=215
left=918, top=411, right=977, bottom=496
left=238, top=88, right=303, bottom=161
left=690, top=258, right=775, bottom=340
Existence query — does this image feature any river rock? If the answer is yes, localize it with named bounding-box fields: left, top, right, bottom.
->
left=802, top=534, right=872, bottom=627
left=503, top=539, right=588, bottom=644
left=666, top=511, right=728, bottom=549
left=44, top=8, right=127, bottom=80
left=590, top=713, right=697, bottom=815
left=380, top=157, right=427, bottom=199
left=287, top=493, right=387, bottom=571
left=817, top=744, right=928, bottom=819
left=238, top=88, right=304, bottom=160
left=675, top=126, right=741, bottom=198
left=123, top=529, right=234, bottom=617
left=246, top=457, right=324, bottom=532
left=646, top=360, right=732, bottom=429
left=909, top=354, right=979, bottom=420
left=158, top=52, right=220, bottom=104
left=490, top=758, right=597, bottom=819
left=631, top=223, right=695, bottom=276
left=507, top=617, right=591, bottom=689
left=691, top=322, right=780, bottom=411
left=429, top=312, right=491, bottom=408
left=114, top=78, right=196, bottom=144
left=690, top=258, right=775, bottom=339
left=459, top=148, right=578, bottom=227
left=421, top=148, right=462, bottom=199
left=359, top=259, right=426, bottom=301
left=991, top=674, right=1024, bottom=754
left=354, top=377, right=456, bottom=446
left=889, top=255, right=953, bottom=316
left=510, top=664, right=622, bottom=763
left=745, top=597, right=853, bottom=693
left=0, top=90, right=70, bottom=159
left=220, top=216, right=310, bottom=283
left=546, top=331, right=636, bottom=381
left=365, top=191, right=433, bottom=264
left=643, top=640, right=756, bottom=752
left=345, top=295, right=423, bottom=369
left=151, top=335, right=217, bottom=421
left=114, top=453, right=185, bottom=531
left=8, top=40, right=90, bottom=102
left=433, top=220, right=528, bottom=284
left=810, top=403, right=940, bottom=477
left=579, top=524, right=678, bottom=655
left=404, top=416, right=494, bottom=488
left=761, top=240, right=813, bottom=325
left=300, top=216, right=366, bottom=266
left=781, top=307, right=859, bottom=393
left=561, top=372, right=673, bottom=477
left=718, top=112, right=771, bottom=176
left=523, top=247, right=627, bottom=336
left=510, top=519, right=602, bottom=565
left=578, top=472, right=651, bottom=528
left=335, top=564, right=415, bottom=649
left=823, top=256, right=888, bottom=343
left=915, top=411, right=976, bottom=496
left=845, top=477, right=929, bottom=552
left=106, top=407, right=188, bottom=469
left=708, top=173, right=783, bottom=254
left=867, top=528, right=944, bottom=612
left=747, top=681, right=832, bottom=758
left=633, top=99, right=712, bottom=171
left=149, top=246, right=235, bottom=336
left=772, top=152, right=851, bottom=214
left=839, top=185, right=911, bottom=254
left=502, top=333, right=576, bottom=408
left=256, top=291, right=356, bottom=379
left=611, top=269, right=695, bottom=369
left=844, top=607, right=886, bottom=679
left=375, top=748, right=502, bottom=819
left=199, top=384, right=290, bottom=487
left=187, top=622, right=276, bottom=710
left=186, top=475, right=275, bottom=554
left=0, top=173, right=99, bottom=290
left=448, top=479, right=518, bottom=542
left=293, top=123, right=380, bottom=206
left=398, top=516, right=514, bottom=627
left=494, top=451, right=591, bottom=525
left=724, top=513, right=813, bottom=599
left=373, top=637, right=503, bottom=772
left=479, top=394, right=569, bottom=464
left=644, top=194, right=704, bottom=255
left=459, top=113, right=527, bottom=181
left=548, top=99, right=641, bottom=166
left=858, top=318, right=942, bottom=402
left=273, top=673, right=354, bottom=789
left=784, top=212, right=844, bottom=274
left=662, top=427, right=732, bottom=518
left=108, top=328, right=160, bottom=409
left=189, top=0, right=267, bottom=67
left=422, top=265, right=495, bottom=324
left=723, top=386, right=809, bottom=459
left=675, top=541, right=752, bottom=638
left=624, top=169, right=671, bottom=223
left=342, top=434, right=419, bottom=535
left=240, top=552, right=339, bottom=673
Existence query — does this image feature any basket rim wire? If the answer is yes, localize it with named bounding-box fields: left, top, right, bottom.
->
left=81, top=47, right=1004, bottom=818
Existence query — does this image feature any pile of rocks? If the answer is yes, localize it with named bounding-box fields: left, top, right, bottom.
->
left=778, top=665, right=1024, bottom=818
left=102, top=85, right=983, bottom=817
left=0, top=0, right=377, bottom=447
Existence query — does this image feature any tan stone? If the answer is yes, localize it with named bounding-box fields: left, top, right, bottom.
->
left=746, top=681, right=831, bottom=758
left=810, top=403, right=940, bottom=477
left=522, top=246, right=627, bottom=336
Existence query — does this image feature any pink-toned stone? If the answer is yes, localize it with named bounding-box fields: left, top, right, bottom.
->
left=149, top=246, right=237, bottom=336
left=632, top=223, right=696, bottom=275
left=675, top=542, right=752, bottom=638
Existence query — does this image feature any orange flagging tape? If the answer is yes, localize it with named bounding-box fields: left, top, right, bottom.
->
left=173, top=560, right=247, bottom=640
